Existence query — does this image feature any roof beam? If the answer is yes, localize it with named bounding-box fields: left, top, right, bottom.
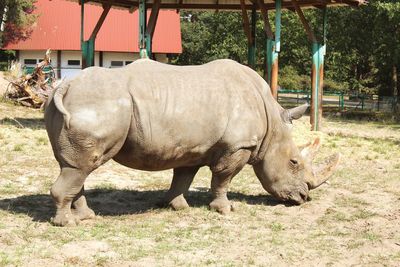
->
left=89, top=4, right=111, bottom=40
left=85, top=0, right=365, bottom=10
left=257, top=0, right=273, bottom=39
left=332, top=0, right=365, bottom=7
left=146, top=0, right=160, bottom=39
left=291, top=0, right=317, bottom=43
left=240, top=0, right=252, bottom=44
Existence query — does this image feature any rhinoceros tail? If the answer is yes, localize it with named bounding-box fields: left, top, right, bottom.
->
left=53, top=83, right=71, bottom=129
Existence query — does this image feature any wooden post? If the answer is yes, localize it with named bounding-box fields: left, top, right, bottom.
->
left=259, top=0, right=280, bottom=99
left=57, top=50, right=61, bottom=79
left=99, top=51, right=103, bottom=67
left=145, top=0, right=161, bottom=59
left=139, top=0, right=147, bottom=58
left=240, top=0, right=256, bottom=68
left=81, top=2, right=110, bottom=68
left=292, top=0, right=326, bottom=131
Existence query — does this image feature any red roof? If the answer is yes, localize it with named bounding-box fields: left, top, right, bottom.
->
left=3, top=0, right=182, bottom=53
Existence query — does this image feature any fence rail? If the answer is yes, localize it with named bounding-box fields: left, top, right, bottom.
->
left=278, top=89, right=398, bottom=112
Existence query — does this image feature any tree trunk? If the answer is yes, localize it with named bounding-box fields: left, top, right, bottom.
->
left=0, top=2, right=6, bottom=46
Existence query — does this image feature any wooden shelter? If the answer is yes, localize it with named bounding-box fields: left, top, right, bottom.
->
left=72, top=0, right=366, bottom=130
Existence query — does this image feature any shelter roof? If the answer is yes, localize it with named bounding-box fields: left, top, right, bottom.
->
left=3, top=0, right=182, bottom=53
left=67, top=0, right=366, bottom=10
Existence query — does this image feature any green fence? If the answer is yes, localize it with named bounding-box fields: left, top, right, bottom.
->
left=277, top=89, right=397, bottom=112
left=278, top=89, right=344, bottom=109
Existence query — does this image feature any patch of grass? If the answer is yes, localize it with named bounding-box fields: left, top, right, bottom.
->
left=347, top=240, right=365, bottom=249
left=0, top=252, right=12, bottom=266
left=13, top=143, right=25, bottom=151
left=93, top=183, right=117, bottom=190
left=94, top=255, right=111, bottom=266
left=270, top=222, right=284, bottom=232
left=352, top=209, right=377, bottom=220
left=35, top=136, right=48, bottom=146
left=64, top=256, right=83, bottom=266
left=362, top=231, right=381, bottom=242
left=319, top=208, right=351, bottom=223
left=335, top=196, right=368, bottom=208
left=0, top=183, right=19, bottom=195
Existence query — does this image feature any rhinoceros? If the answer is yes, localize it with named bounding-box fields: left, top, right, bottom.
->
left=44, top=59, right=340, bottom=226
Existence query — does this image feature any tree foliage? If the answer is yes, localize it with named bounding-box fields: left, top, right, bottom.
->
left=0, top=0, right=36, bottom=47
left=175, top=1, right=400, bottom=102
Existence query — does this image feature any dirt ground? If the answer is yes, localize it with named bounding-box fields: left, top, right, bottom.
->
left=0, top=101, right=399, bottom=266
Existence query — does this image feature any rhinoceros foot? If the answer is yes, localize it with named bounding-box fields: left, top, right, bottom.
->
left=52, top=211, right=81, bottom=227
left=209, top=198, right=235, bottom=215
left=169, top=195, right=190, bottom=210
left=72, top=206, right=96, bottom=221
left=157, top=195, right=190, bottom=210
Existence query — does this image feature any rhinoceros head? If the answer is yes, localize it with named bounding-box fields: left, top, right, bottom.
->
left=253, top=105, right=341, bottom=204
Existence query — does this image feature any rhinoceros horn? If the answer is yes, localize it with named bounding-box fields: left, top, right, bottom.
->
left=301, top=137, right=342, bottom=190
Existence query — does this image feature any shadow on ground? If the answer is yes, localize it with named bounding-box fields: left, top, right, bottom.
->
left=0, top=189, right=284, bottom=223
left=0, top=117, right=45, bottom=129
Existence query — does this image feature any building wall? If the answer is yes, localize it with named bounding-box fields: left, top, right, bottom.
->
left=59, top=51, right=82, bottom=79
left=102, top=52, right=140, bottom=68
left=20, top=50, right=58, bottom=68
left=18, top=50, right=169, bottom=80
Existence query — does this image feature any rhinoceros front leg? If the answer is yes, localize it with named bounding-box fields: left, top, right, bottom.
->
left=50, top=167, right=90, bottom=226
left=210, top=149, right=251, bottom=215
left=163, top=166, right=200, bottom=210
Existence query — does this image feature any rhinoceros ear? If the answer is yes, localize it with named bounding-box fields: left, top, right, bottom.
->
left=289, top=104, right=309, bottom=120
left=280, top=104, right=309, bottom=123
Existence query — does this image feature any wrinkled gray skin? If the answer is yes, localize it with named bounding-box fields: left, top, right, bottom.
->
left=45, top=59, right=339, bottom=226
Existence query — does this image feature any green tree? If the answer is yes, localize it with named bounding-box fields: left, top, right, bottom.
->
left=175, top=11, right=248, bottom=65
left=372, top=1, right=400, bottom=101
left=0, top=0, right=36, bottom=47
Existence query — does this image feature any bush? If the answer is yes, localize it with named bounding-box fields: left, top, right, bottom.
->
left=279, top=66, right=310, bottom=91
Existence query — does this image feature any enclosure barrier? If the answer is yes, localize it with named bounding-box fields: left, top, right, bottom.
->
left=278, top=89, right=397, bottom=113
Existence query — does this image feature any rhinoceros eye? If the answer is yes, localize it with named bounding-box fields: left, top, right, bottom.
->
left=290, top=159, right=298, bottom=165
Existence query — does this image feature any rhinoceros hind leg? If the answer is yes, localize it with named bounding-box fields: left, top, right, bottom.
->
left=161, top=166, right=200, bottom=210
left=71, top=186, right=95, bottom=221
left=51, top=167, right=89, bottom=226
left=209, top=149, right=251, bottom=215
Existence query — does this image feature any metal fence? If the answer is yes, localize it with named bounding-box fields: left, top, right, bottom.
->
left=278, top=89, right=398, bottom=113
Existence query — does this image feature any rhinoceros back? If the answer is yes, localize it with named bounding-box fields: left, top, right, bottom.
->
left=113, top=59, right=268, bottom=171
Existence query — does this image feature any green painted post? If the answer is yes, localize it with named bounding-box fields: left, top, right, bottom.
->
left=311, top=42, right=320, bottom=131
left=310, top=8, right=327, bottom=131
left=248, top=6, right=256, bottom=68
left=361, top=95, right=365, bottom=110
left=266, top=38, right=274, bottom=84
left=83, top=39, right=95, bottom=67
left=145, top=33, right=152, bottom=58
left=139, top=0, right=148, bottom=58
left=265, top=0, right=281, bottom=99
left=80, top=0, right=95, bottom=68
left=340, top=93, right=344, bottom=110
